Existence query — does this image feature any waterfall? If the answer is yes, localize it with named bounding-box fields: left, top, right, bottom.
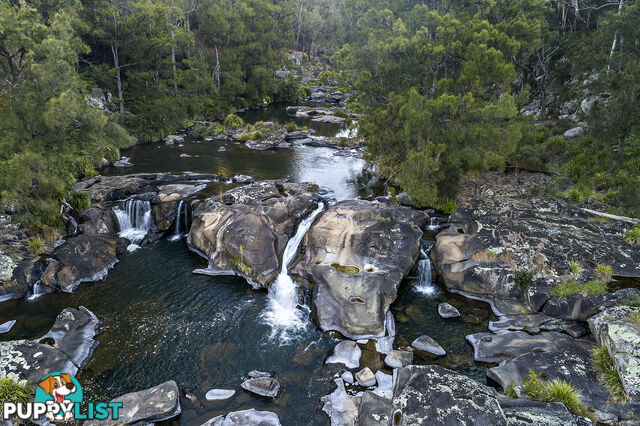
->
left=169, top=200, right=185, bottom=241
left=113, top=199, right=152, bottom=244
left=415, top=245, right=437, bottom=296
left=27, top=280, right=46, bottom=301
left=427, top=216, right=442, bottom=231
left=263, top=203, right=324, bottom=339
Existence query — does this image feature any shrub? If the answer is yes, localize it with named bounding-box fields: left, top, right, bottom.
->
left=593, top=346, right=628, bottom=402
left=515, top=270, right=533, bottom=292
left=522, top=370, right=590, bottom=418
left=193, top=123, right=210, bottom=138
left=583, top=280, right=608, bottom=295
left=569, top=261, right=582, bottom=276
left=251, top=131, right=265, bottom=140
left=256, top=121, right=265, bottom=127
left=29, top=238, right=42, bottom=253
left=624, top=224, right=640, bottom=245
left=596, top=264, right=613, bottom=282
left=435, top=199, right=457, bottom=214
left=285, top=122, right=298, bottom=132
left=0, top=375, right=33, bottom=404
left=333, top=109, right=348, bottom=118
left=69, top=192, right=91, bottom=210
left=223, top=113, right=243, bottom=130
left=238, top=134, right=252, bottom=142
left=83, top=167, right=97, bottom=179
left=213, top=122, right=226, bottom=135
left=245, top=123, right=254, bottom=132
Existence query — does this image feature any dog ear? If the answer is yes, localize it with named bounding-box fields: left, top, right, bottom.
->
left=60, top=374, right=71, bottom=384
left=39, top=377, right=55, bottom=395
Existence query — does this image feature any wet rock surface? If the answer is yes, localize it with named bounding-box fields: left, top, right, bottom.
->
left=0, top=306, right=100, bottom=381
left=411, top=335, right=446, bottom=356
left=241, top=375, right=281, bottom=398
left=304, top=200, right=425, bottom=338
left=187, top=181, right=320, bottom=287
left=203, top=408, right=282, bottom=425
left=85, top=380, right=181, bottom=426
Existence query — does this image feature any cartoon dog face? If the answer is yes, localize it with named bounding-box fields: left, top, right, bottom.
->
left=38, top=374, right=77, bottom=404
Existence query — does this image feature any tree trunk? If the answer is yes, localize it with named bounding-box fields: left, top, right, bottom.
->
left=111, top=40, right=124, bottom=113
left=214, top=45, right=220, bottom=91
left=607, top=0, right=624, bottom=73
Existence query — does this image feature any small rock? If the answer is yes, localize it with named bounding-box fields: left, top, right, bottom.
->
left=205, top=389, right=235, bottom=401
left=218, top=146, right=227, bottom=152
left=180, top=153, right=192, bottom=158
left=384, top=350, right=414, bottom=368
left=411, top=335, right=446, bottom=356
left=165, top=134, right=184, bottom=145
left=326, top=340, right=361, bottom=369
left=233, top=175, right=253, bottom=183
left=375, top=336, right=394, bottom=355
left=241, top=376, right=280, bottom=398
left=208, top=408, right=281, bottom=426
left=438, top=302, right=460, bottom=318
left=564, top=126, right=584, bottom=139
left=341, top=371, right=354, bottom=384
left=0, top=320, right=16, bottom=334
left=356, top=339, right=369, bottom=344
left=356, top=367, right=376, bottom=387
left=247, top=370, right=272, bottom=378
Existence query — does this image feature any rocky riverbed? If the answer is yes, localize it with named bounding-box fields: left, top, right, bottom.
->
left=2, top=109, right=640, bottom=425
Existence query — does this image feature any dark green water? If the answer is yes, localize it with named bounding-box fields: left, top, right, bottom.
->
left=0, top=104, right=492, bottom=425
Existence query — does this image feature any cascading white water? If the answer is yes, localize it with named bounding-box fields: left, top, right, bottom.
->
left=263, top=203, right=325, bottom=338
left=415, top=247, right=437, bottom=296
left=169, top=200, right=185, bottom=241
left=113, top=199, right=152, bottom=244
left=427, top=216, right=442, bottom=231
left=27, top=280, right=46, bottom=301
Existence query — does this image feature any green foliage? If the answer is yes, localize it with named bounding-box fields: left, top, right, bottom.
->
left=552, top=280, right=608, bottom=298
left=522, top=370, right=590, bottom=418
left=504, top=381, right=518, bottom=398
left=596, top=264, right=614, bottom=283
left=238, top=134, right=252, bottom=142
left=224, top=114, right=244, bottom=130
left=515, top=270, right=533, bottom=292
left=0, top=375, right=33, bottom=404
left=251, top=131, right=265, bottom=140
left=570, top=261, right=582, bottom=276
left=593, top=346, right=629, bottom=403
left=28, top=238, right=42, bottom=254
left=213, top=123, right=226, bottom=135
left=230, top=244, right=251, bottom=275
left=625, top=224, right=640, bottom=245
left=193, top=124, right=210, bottom=138
left=285, top=122, right=299, bottom=132
left=69, top=192, right=91, bottom=210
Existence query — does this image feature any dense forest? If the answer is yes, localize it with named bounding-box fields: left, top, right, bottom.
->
left=1, top=0, right=639, bottom=234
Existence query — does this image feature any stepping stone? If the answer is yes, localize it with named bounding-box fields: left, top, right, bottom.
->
left=384, top=350, right=413, bottom=368
left=241, top=377, right=280, bottom=398
left=205, top=389, right=235, bottom=401
left=438, top=302, right=460, bottom=318
left=326, top=341, right=361, bottom=369
left=412, top=335, right=446, bottom=356
left=0, top=320, right=16, bottom=334
left=356, top=367, right=376, bottom=387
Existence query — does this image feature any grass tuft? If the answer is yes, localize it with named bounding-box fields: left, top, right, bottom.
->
left=551, top=280, right=607, bottom=298
left=522, top=370, right=592, bottom=419
left=624, top=224, right=640, bottom=245
left=593, top=346, right=629, bottom=403
left=0, top=375, right=33, bottom=404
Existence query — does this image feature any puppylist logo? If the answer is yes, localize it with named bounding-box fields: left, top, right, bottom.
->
left=2, top=372, right=122, bottom=422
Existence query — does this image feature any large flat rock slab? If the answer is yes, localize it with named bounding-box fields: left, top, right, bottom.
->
left=305, top=200, right=425, bottom=338
left=0, top=307, right=99, bottom=381
left=187, top=181, right=320, bottom=287
left=432, top=172, right=640, bottom=315
left=85, top=380, right=180, bottom=426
